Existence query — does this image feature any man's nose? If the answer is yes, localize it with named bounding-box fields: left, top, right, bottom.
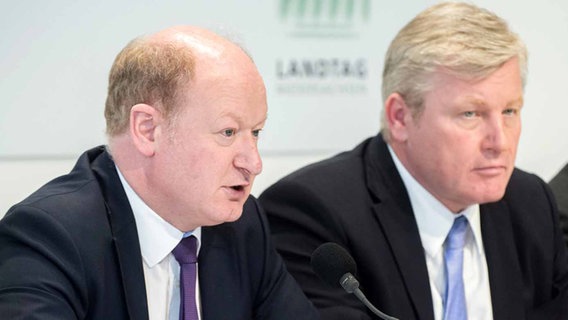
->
left=481, top=115, right=508, bottom=155
left=234, top=134, right=263, bottom=176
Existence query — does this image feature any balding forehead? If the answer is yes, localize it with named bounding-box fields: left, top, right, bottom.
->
left=172, top=33, right=223, bottom=58
left=150, top=26, right=231, bottom=59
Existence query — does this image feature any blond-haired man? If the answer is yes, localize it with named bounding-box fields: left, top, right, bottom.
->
left=260, top=3, right=568, bottom=319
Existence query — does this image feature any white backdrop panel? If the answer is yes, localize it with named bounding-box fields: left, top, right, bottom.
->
left=1, top=0, right=568, bottom=181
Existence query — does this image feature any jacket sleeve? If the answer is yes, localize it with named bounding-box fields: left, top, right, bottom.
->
left=0, top=205, right=87, bottom=320
left=526, top=180, right=568, bottom=319
left=259, top=182, right=372, bottom=320
left=247, top=197, right=321, bottom=320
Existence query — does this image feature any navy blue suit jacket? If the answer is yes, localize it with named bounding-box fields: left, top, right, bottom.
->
left=0, top=146, right=319, bottom=319
left=259, top=134, right=568, bottom=320
left=549, top=162, right=568, bottom=247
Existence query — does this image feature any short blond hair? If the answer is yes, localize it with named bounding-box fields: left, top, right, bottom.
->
left=380, top=2, right=527, bottom=141
left=104, top=37, right=195, bottom=136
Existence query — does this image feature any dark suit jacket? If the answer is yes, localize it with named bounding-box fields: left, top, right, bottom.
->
left=0, top=146, right=319, bottom=320
left=549, top=163, right=568, bottom=247
left=259, top=134, right=568, bottom=320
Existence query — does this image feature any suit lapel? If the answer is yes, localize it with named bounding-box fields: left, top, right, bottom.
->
left=366, top=136, right=435, bottom=320
left=372, top=202, right=435, bottom=320
left=90, top=148, right=149, bottom=320
left=198, top=225, right=245, bottom=319
left=480, top=201, right=524, bottom=319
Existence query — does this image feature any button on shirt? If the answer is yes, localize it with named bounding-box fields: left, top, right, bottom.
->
left=388, top=147, right=494, bottom=320
left=117, top=167, right=202, bottom=320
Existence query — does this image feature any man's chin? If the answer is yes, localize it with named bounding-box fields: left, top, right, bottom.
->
left=223, top=206, right=244, bottom=223
left=477, top=190, right=507, bottom=205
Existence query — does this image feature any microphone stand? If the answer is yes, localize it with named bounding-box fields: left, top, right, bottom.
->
left=353, top=288, right=399, bottom=320
left=341, top=273, right=399, bottom=320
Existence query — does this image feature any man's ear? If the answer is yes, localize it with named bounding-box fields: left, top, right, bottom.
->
left=384, top=93, right=411, bottom=142
left=129, top=104, right=161, bottom=157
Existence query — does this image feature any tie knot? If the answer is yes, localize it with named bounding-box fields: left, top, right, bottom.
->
left=446, top=216, right=469, bottom=250
left=173, top=235, right=198, bottom=264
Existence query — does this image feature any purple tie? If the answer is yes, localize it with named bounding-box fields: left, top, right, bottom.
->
left=172, top=235, right=199, bottom=320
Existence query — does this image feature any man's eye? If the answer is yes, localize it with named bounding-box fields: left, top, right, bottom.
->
left=463, top=111, right=476, bottom=118
left=252, top=129, right=262, bottom=138
left=223, top=129, right=235, bottom=137
left=503, top=108, right=518, bottom=116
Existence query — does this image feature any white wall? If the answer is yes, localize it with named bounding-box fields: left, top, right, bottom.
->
left=2, top=0, right=568, bottom=216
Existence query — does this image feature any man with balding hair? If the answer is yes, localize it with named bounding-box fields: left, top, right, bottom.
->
left=0, top=26, right=318, bottom=320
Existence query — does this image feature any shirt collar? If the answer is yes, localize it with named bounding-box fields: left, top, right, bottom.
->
left=387, top=146, right=485, bottom=258
left=115, top=166, right=202, bottom=267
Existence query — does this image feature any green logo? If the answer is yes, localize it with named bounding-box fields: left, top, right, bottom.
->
left=279, top=0, right=371, bottom=38
left=279, top=0, right=370, bottom=23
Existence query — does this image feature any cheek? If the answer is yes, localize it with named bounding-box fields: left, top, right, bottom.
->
left=425, top=131, right=475, bottom=175
left=186, top=148, right=236, bottom=184
left=165, top=148, right=212, bottom=184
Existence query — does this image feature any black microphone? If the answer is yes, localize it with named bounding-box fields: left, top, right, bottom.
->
left=311, top=242, right=399, bottom=320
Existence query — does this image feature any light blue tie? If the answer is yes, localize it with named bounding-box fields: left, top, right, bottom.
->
left=443, top=216, right=468, bottom=320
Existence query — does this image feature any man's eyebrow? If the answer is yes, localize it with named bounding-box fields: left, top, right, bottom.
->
left=254, top=115, right=268, bottom=127
left=456, top=96, right=524, bottom=108
left=216, top=112, right=267, bottom=127
left=506, top=97, right=524, bottom=108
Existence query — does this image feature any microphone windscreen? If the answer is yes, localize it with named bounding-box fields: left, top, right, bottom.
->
left=311, top=242, right=357, bottom=288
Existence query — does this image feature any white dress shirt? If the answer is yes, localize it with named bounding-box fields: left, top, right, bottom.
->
left=116, top=167, right=202, bottom=320
left=388, top=147, right=493, bottom=320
